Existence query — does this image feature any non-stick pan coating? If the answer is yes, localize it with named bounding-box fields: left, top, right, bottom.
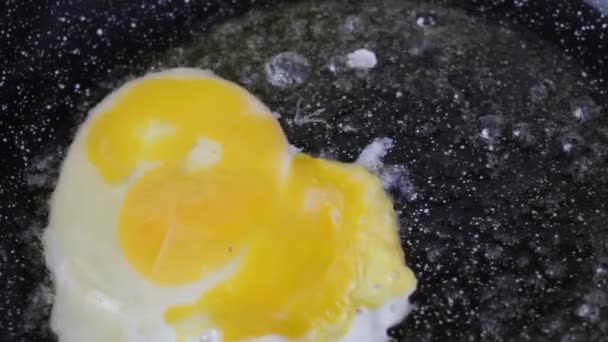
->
left=1, top=1, right=608, bottom=341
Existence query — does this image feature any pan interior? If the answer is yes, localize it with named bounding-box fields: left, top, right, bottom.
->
left=5, top=0, right=608, bottom=341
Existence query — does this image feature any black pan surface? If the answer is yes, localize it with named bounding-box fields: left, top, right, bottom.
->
left=1, top=0, right=608, bottom=341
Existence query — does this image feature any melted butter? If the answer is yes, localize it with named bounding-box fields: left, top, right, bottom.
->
left=85, top=71, right=416, bottom=341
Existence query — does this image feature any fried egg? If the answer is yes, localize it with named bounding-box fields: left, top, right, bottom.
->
left=43, top=68, right=417, bottom=342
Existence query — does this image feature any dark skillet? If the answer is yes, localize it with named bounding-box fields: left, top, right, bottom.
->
left=1, top=0, right=608, bottom=341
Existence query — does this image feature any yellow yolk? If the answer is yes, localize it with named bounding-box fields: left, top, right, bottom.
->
left=87, top=77, right=288, bottom=185
left=85, top=72, right=416, bottom=341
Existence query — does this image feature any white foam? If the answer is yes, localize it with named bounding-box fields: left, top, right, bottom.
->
left=356, top=137, right=394, bottom=172
left=380, top=165, right=417, bottom=200
left=264, top=52, right=310, bottom=88
left=347, top=49, right=378, bottom=70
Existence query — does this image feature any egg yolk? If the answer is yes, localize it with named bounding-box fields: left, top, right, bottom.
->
left=86, top=73, right=416, bottom=341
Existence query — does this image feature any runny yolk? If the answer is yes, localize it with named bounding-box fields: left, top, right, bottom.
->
left=86, top=72, right=416, bottom=341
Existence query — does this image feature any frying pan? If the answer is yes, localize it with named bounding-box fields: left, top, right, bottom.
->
left=1, top=0, right=608, bottom=341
